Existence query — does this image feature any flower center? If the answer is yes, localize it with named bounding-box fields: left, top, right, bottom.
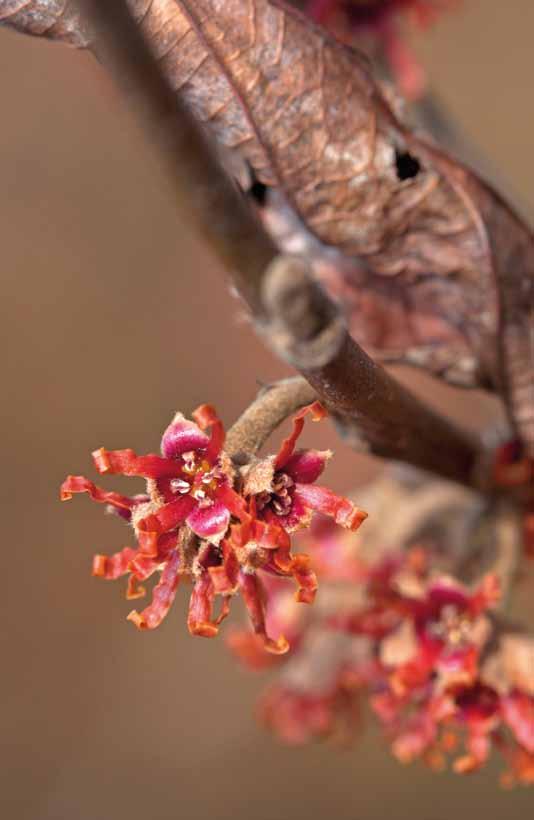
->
left=256, top=471, right=294, bottom=516
left=170, top=451, right=222, bottom=505
left=428, top=605, right=472, bottom=646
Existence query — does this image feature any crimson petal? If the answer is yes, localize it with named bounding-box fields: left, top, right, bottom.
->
left=92, top=547, right=138, bottom=579
left=187, top=573, right=219, bottom=637
left=160, top=416, right=210, bottom=459
left=60, top=475, right=135, bottom=512
left=216, top=484, right=248, bottom=522
left=283, top=448, right=331, bottom=484
left=187, top=499, right=230, bottom=541
left=294, top=484, right=368, bottom=530
left=238, top=570, right=289, bottom=655
left=92, top=448, right=183, bottom=479
left=127, top=550, right=182, bottom=630
left=290, top=554, right=318, bottom=604
left=209, top=541, right=240, bottom=594
left=274, top=402, right=327, bottom=471
left=132, top=531, right=179, bottom=572
left=137, top=495, right=196, bottom=535
left=192, top=404, right=225, bottom=464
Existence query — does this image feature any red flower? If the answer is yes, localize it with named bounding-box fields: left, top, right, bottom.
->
left=227, top=574, right=308, bottom=669
left=61, top=404, right=247, bottom=634
left=260, top=683, right=362, bottom=745
left=204, top=402, right=367, bottom=649
left=243, top=402, right=367, bottom=533
left=381, top=574, right=499, bottom=695
left=61, top=402, right=365, bottom=651
left=230, top=512, right=534, bottom=782
left=498, top=742, right=534, bottom=789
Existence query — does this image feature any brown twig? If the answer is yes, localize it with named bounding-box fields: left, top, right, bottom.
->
left=76, top=0, right=485, bottom=490
left=225, top=377, right=317, bottom=464
left=260, top=255, right=482, bottom=486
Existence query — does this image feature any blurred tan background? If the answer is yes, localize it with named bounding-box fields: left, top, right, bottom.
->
left=1, top=1, right=533, bottom=818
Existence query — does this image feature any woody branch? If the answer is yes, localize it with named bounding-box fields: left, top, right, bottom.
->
left=76, top=0, right=483, bottom=489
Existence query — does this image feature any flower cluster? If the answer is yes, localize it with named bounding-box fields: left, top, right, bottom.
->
left=61, top=402, right=366, bottom=652
left=301, top=0, right=458, bottom=98
left=229, top=519, right=534, bottom=785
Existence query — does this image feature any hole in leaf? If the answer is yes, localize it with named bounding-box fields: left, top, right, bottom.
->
left=395, top=150, right=421, bottom=181
left=249, top=180, right=268, bottom=205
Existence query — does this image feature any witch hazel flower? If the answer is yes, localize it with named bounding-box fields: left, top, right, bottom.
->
left=241, top=402, right=367, bottom=534
left=228, top=522, right=382, bottom=744
left=376, top=572, right=500, bottom=696
left=229, top=498, right=533, bottom=784
left=61, top=404, right=247, bottom=632
left=200, top=401, right=366, bottom=650
left=61, top=401, right=367, bottom=651
left=341, top=551, right=534, bottom=782
left=227, top=541, right=380, bottom=744
left=372, top=656, right=534, bottom=782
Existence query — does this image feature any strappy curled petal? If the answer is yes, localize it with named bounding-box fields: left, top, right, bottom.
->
left=136, top=495, right=196, bottom=535
left=238, top=570, right=289, bottom=655
left=127, top=550, right=182, bottom=630
left=293, top=484, right=368, bottom=530
left=128, top=532, right=180, bottom=577
left=498, top=743, right=534, bottom=787
left=187, top=573, right=219, bottom=637
left=128, top=554, right=160, bottom=582
left=231, top=513, right=290, bottom=553
left=268, top=542, right=293, bottom=574
left=92, top=448, right=183, bottom=479
left=290, top=554, right=318, bottom=604
left=214, top=595, right=232, bottom=628
left=126, top=575, right=146, bottom=600
left=274, top=402, right=327, bottom=471
left=92, top=547, right=138, bottom=579
left=60, top=475, right=135, bottom=512
left=136, top=530, right=159, bottom=557
left=192, top=403, right=225, bottom=463
left=216, top=484, right=249, bottom=522
left=192, top=404, right=220, bottom=429
left=106, top=493, right=150, bottom=522
left=226, top=629, right=283, bottom=670
left=209, top=541, right=240, bottom=594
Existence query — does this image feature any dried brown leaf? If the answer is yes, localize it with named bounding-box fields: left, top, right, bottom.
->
left=2, top=0, right=533, bottom=451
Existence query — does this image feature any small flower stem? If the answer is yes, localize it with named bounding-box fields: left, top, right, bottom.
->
left=225, top=377, right=317, bottom=464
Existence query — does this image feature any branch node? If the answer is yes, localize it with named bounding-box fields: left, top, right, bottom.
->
left=259, top=254, right=346, bottom=369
